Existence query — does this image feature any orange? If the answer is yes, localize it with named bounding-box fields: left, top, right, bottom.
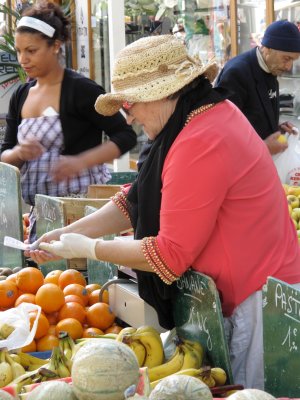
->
left=22, top=339, right=36, bottom=353
left=16, top=267, right=44, bottom=294
left=29, top=311, right=50, bottom=339
left=36, top=334, right=59, bottom=351
left=58, top=302, right=86, bottom=324
left=63, top=284, right=89, bottom=306
left=82, top=327, right=104, bottom=338
left=58, top=269, right=86, bottom=290
left=86, top=302, right=115, bottom=331
left=15, top=293, right=36, bottom=307
left=44, top=269, right=63, bottom=285
left=64, top=294, right=85, bottom=307
left=35, top=283, right=65, bottom=313
left=88, top=289, right=109, bottom=305
left=6, top=273, right=17, bottom=284
left=0, top=281, right=18, bottom=308
left=104, top=324, right=123, bottom=334
left=55, top=318, right=83, bottom=340
left=85, top=283, right=101, bottom=294
left=48, top=325, right=57, bottom=336
left=45, top=311, right=59, bottom=325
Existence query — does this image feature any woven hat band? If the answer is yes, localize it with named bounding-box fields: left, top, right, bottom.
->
left=112, top=59, right=197, bottom=92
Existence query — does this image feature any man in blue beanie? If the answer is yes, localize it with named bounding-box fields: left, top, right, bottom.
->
left=215, top=20, right=300, bottom=155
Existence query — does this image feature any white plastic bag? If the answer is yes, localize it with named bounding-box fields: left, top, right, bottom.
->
left=273, top=133, right=300, bottom=185
left=0, top=302, right=41, bottom=351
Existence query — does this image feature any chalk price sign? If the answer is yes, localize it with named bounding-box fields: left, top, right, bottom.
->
left=173, top=270, right=233, bottom=383
left=263, top=277, right=300, bottom=396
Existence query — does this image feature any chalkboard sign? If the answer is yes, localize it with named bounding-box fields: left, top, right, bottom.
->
left=107, top=171, right=137, bottom=185
left=263, top=277, right=300, bottom=396
left=35, top=194, right=68, bottom=275
left=0, top=162, right=24, bottom=267
left=173, top=270, right=233, bottom=384
left=85, top=206, right=118, bottom=285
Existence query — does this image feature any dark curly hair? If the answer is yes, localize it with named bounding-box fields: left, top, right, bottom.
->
left=16, top=0, right=71, bottom=44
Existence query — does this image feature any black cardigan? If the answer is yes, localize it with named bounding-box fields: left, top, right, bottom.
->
left=1, top=68, right=136, bottom=155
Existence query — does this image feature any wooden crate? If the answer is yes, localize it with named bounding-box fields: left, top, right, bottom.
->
left=87, top=184, right=121, bottom=199
left=36, top=195, right=110, bottom=273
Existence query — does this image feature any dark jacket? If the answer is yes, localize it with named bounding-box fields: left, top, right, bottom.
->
left=215, top=48, right=279, bottom=140
left=1, top=68, right=136, bottom=155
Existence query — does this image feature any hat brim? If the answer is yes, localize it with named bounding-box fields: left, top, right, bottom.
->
left=95, top=61, right=218, bottom=116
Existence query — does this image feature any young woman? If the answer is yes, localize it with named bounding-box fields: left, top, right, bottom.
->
left=0, top=1, right=136, bottom=240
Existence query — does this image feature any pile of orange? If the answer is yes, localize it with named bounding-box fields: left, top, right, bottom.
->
left=0, top=267, right=121, bottom=352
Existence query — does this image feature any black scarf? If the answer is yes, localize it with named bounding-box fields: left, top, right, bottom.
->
left=127, top=77, right=228, bottom=329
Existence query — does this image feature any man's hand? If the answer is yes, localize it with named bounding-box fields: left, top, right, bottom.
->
left=265, top=131, right=288, bottom=155
left=39, top=233, right=99, bottom=260
left=279, top=121, right=299, bottom=135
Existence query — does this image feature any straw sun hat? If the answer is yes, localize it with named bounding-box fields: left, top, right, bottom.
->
left=95, top=35, right=218, bottom=116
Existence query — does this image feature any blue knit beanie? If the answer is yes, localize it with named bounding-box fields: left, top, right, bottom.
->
left=261, top=20, right=300, bottom=52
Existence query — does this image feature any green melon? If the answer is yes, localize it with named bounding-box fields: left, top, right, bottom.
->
left=72, top=339, right=140, bottom=400
left=26, top=381, right=77, bottom=400
left=0, top=390, right=16, bottom=400
left=228, top=389, right=276, bottom=400
left=149, top=375, right=212, bottom=400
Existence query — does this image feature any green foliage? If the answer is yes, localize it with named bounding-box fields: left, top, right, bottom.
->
left=0, top=3, right=24, bottom=83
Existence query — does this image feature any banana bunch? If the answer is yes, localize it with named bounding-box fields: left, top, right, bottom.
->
left=147, top=338, right=203, bottom=383
left=116, top=326, right=164, bottom=368
left=0, top=323, right=15, bottom=339
left=58, top=331, right=76, bottom=362
left=150, top=363, right=227, bottom=390
left=10, top=366, right=58, bottom=395
left=0, top=348, right=50, bottom=391
left=41, top=346, right=71, bottom=379
left=0, top=349, right=13, bottom=388
left=211, top=367, right=227, bottom=386
left=18, top=345, right=72, bottom=385
left=17, top=352, right=48, bottom=371
left=1, top=344, right=74, bottom=395
left=5, top=352, right=26, bottom=381
left=150, top=365, right=211, bottom=389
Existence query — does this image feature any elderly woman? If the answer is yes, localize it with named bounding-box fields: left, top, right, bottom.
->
left=27, top=35, right=300, bottom=389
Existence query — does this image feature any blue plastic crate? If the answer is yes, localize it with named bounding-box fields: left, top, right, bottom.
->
left=29, top=351, right=51, bottom=359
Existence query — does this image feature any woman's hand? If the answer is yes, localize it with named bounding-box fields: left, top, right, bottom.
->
left=24, top=228, right=64, bottom=264
left=17, top=137, right=45, bottom=161
left=39, top=233, right=99, bottom=260
left=51, top=155, right=86, bottom=181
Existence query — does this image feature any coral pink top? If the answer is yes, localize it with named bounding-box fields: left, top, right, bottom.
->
left=114, top=100, right=300, bottom=317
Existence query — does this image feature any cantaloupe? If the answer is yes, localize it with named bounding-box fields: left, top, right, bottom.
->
left=228, top=389, right=276, bottom=400
left=72, top=339, right=140, bottom=400
left=0, top=390, right=16, bottom=400
left=149, top=375, right=212, bottom=400
left=26, top=381, right=77, bottom=400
